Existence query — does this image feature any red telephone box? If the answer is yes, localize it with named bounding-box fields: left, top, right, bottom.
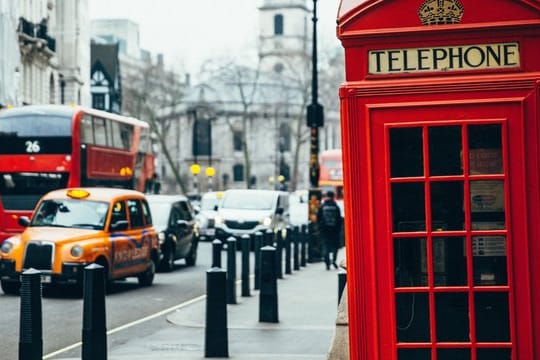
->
left=337, top=1, right=540, bottom=359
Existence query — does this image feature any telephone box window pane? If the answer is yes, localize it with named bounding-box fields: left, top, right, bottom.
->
left=431, top=181, right=464, bottom=230
left=473, top=236, right=507, bottom=286
left=475, top=292, right=510, bottom=342
left=470, top=180, right=505, bottom=228
left=477, top=348, right=511, bottom=360
left=394, top=238, right=427, bottom=287
left=398, top=349, right=431, bottom=360
left=435, top=293, right=470, bottom=342
left=468, top=124, right=503, bottom=175
left=393, top=183, right=425, bottom=232
left=429, top=126, right=462, bottom=176
left=437, top=349, right=470, bottom=360
left=390, top=127, right=423, bottom=178
left=396, top=293, right=430, bottom=342
left=433, top=237, right=467, bottom=287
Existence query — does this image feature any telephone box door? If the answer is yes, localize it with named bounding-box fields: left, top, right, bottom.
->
left=369, top=100, right=532, bottom=359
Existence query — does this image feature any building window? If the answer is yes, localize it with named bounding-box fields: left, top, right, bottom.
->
left=274, top=14, right=284, bottom=35
left=92, top=94, right=106, bottom=110
left=279, top=122, right=291, bottom=151
left=233, top=164, right=244, bottom=182
left=193, top=118, right=212, bottom=156
left=233, top=130, right=243, bottom=151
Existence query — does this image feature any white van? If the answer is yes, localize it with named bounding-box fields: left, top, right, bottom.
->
left=214, top=189, right=289, bottom=241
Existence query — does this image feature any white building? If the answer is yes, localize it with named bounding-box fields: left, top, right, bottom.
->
left=2, top=0, right=90, bottom=107
left=52, top=0, right=90, bottom=106
left=0, top=0, right=21, bottom=107
left=164, top=0, right=341, bottom=194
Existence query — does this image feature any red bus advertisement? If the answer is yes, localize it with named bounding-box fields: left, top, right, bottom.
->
left=0, top=105, right=155, bottom=241
left=319, top=148, right=343, bottom=201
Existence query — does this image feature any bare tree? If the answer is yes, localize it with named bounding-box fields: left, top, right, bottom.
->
left=122, top=61, right=189, bottom=194
left=200, top=59, right=262, bottom=189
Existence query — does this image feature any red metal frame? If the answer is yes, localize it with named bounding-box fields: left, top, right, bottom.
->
left=337, top=1, right=540, bottom=358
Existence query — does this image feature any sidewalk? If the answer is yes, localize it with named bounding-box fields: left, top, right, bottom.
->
left=58, top=254, right=343, bottom=359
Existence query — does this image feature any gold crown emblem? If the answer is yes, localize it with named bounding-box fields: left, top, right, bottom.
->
left=418, top=0, right=464, bottom=25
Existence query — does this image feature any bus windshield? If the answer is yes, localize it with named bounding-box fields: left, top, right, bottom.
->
left=0, top=173, right=69, bottom=210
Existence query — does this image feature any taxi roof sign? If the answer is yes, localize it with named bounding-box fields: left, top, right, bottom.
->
left=67, top=189, right=90, bottom=199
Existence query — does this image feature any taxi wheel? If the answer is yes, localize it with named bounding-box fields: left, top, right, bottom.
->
left=185, top=243, right=198, bottom=266
left=159, top=245, right=175, bottom=272
left=1, top=280, right=20, bottom=295
left=138, top=260, right=155, bottom=287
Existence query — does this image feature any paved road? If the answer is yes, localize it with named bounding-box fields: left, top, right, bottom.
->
left=0, top=241, right=217, bottom=360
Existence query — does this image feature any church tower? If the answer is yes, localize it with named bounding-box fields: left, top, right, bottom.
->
left=258, top=0, right=311, bottom=77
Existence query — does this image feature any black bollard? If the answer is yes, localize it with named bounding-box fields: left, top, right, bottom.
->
left=275, top=230, right=283, bottom=279
left=293, top=226, right=300, bottom=271
left=212, top=239, right=223, bottom=268
left=300, top=224, right=307, bottom=267
left=205, top=267, right=229, bottom=358
left=241, top=234, right=250, bottom=297
left=82, top=263, right=107, bottom=360
left=264, top=228, right=274, bottom=247
left=284, top=226, right=292, bottom=275
left=338, top=268, right=347, bottom=305
left=259, top=246, right=278, bottom=323
left=19, top=268, right=42, bottom=360
left=226, top=237, right=237, bottom=304
left=253, top=231, right=263, bottom=290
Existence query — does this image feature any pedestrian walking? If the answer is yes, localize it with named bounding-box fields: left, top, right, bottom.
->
left=317, top=190, right=343, bottom=270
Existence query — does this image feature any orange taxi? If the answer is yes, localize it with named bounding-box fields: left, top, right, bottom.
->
left=0, top=187, right=159, bottom=294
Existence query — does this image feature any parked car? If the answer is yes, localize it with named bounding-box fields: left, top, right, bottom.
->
left=195, top=191, right=224, bottom=241
left=214, top=189, right=290, bottom=244
left=146, top=194, right=199, bottom=271
left=0, top=187, right=159, bottom=295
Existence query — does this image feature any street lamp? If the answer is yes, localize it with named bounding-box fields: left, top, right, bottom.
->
left=205, top=166, right=215, bottom=191
left=306, top=0, right=324, bottom=262
left=190, top=163, right=201, bottom=194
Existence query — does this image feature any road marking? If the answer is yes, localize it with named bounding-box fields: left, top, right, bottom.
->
left=43, top=294, right=206, bottom=359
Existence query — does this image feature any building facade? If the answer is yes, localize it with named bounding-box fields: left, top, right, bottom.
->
left=174, top=0, right=341, bottom=194
left=0, top=0, right=90, bottom=107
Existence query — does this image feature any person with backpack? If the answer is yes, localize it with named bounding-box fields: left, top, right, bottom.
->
left=317, top=190, right=343, bottom=270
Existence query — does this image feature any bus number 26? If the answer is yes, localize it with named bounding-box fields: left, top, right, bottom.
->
left=25, top=140, right=41, bottom=153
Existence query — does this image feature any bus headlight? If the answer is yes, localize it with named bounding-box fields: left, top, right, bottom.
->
left=1, top=241, right=13, bottom=254
left=261, top=217, right=272, bottom=227
left=71, top=245, right=83, bottom=258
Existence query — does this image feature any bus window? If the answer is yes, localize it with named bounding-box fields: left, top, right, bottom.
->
left=81, top=115, right=94, bottom=144
left=93, top=117, right=107, bottom=146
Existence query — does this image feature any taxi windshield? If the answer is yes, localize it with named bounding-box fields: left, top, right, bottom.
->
left=31, top=199, right=109, bottom=230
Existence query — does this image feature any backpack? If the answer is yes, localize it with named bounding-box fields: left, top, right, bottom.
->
left=320, top=203, right=340, bottom=227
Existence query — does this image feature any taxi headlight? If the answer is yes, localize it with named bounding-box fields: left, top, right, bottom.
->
left=262, top=217, right=272, bottom=227
left=158, top=232, right=166, bottom=245
left=70, top=245, right=83, bottom=258
left=0, top=241, right=13, bottom=254
left=215, top=215, right=224, bottom=225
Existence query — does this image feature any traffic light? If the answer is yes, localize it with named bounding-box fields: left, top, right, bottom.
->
left=306, top=103, right=324, bottom=127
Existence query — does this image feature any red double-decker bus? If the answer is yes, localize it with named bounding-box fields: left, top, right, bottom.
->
left=319, top=148, right=344, bottom=201
left=0, top=105, right=155, bottom=241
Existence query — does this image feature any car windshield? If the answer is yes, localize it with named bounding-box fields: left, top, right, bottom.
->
left=222, top=192, right=275, bottom=210
left=31, top=199, right=109, bottom=230
left=201, top=196, right=221, bottom=211
left=147, top=202, right=171, bottom=227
